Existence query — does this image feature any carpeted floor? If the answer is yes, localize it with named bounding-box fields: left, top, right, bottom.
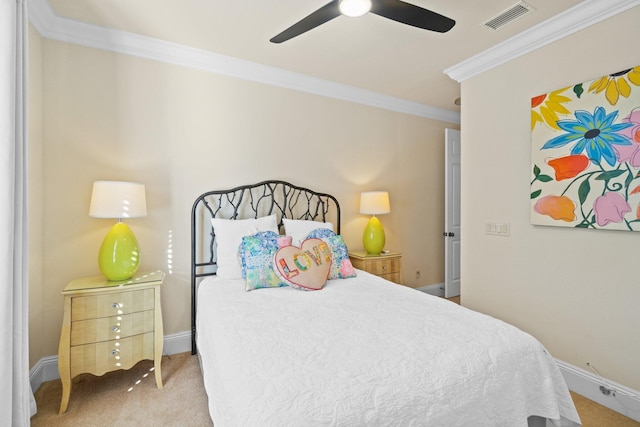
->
left=31, top=351, right=639, bottom=426
left=32, top=352, right=213, bottom=427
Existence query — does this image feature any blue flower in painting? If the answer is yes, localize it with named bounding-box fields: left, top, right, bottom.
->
left=541, top=106, right=632, bottom=166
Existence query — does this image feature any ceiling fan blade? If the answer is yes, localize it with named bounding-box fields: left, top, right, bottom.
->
left=270, top=1, right=341, bottom=43
left=370, top=0, right=455, bottom=33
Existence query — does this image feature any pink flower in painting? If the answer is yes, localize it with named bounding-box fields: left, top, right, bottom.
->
left=614, top=108, right=640, bottom=167
left=593, top=192, right=631, bottom=226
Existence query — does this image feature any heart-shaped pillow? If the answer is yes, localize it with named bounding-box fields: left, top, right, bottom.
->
left=274, top=238, right=332, bottom=291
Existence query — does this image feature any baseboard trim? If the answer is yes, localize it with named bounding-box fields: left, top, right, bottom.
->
left=555, top=359, right=640, bottom=422
left=416, top=283, right=445, bottom=297
left=161, top=330, right=192, bottom=356
left=29, top=355, right=59, bottom=392
left=29, top=331, right=193, bottom=393
left=29, top=330, right=640, bottom=422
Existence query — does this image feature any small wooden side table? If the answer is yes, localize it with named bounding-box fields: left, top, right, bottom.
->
left=349, top=251, right=403, bottom=284
left=57, top=271, right=165, bottom=414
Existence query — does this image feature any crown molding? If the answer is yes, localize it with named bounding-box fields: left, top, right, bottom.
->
left=445, top=0, right=640, bottom=82
left=27, top=0, right=460, bottom=124
left=30, top=0, right=636, bottom=121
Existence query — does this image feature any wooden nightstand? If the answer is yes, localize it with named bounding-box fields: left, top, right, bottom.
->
left=349, top=251, right=403, bottom=284
left=57, top=271, right=165, bottom=414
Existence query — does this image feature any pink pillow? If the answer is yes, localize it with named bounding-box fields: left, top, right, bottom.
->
left=274, top=239, right=331, bottom=291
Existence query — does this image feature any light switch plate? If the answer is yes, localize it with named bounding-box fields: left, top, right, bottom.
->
left=485, top=222, right=510, bottom=236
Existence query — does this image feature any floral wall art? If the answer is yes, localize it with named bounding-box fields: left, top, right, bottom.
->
left=531, top=66, right=640, bottom=231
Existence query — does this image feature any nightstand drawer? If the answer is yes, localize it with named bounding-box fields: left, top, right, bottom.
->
left=70, top=310, right=155, bottom=346
left=349, top=251, right=403, bottom=285
left=70, top=332, right=155, bottom=377
left=380, top=272, right=402, bottom=283
left=71, top=288, right=154, bottom=321
left=366, top=258, right=401, bottom=275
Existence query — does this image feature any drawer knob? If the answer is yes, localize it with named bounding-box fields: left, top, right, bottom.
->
left=382, top=265, right=387, bottom=270
left=111, top=349, right=120, bottom=356
left=111, top=326, right=120, bottom=332
left=112, top=302, right=122, bottom=309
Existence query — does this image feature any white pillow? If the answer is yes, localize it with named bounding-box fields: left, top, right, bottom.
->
left=283, top=218, right=333, bottom=246
left=212, top=215, right=278, bottom=279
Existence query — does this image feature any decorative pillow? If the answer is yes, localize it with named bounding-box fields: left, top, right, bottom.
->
left=276, top=235, right=292, bottom=248
left=239, top=231, right=287, bottom=291
left=306, top=228, right=356, bottom=279
left=239, top=234, right=292, bottom=279
left=211, top=215, right=278, bottom=279
left=283, top=218, right=333, bottom=246
left=274, top=238, right=332, bottom=291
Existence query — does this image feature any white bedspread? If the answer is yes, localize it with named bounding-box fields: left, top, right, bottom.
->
left=196, top=270, right=581, bottom=427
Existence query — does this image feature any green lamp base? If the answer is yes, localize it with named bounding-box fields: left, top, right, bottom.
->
left=363, top=216, right=385, bottom=255
left=98, top=221, right=141, bottom=281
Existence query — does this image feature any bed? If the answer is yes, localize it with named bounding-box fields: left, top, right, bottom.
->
left=191, top=180, right=581, bottom=427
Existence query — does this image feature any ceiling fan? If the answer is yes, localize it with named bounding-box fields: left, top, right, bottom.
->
left=270, top=0, right=455, bottom=44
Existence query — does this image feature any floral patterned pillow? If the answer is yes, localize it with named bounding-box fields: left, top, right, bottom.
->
left=305, top=228, right=356, bottom=280
left=238, top=231, right=288, bottom=291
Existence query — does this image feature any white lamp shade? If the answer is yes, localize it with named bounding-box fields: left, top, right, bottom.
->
left=89, top=181, right=147, bottom=219
left=360, top=191, right=390, bottom=215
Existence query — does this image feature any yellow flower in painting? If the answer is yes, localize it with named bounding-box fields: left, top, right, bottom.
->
left=588, top=67, right=640, bottom=106
left=533, top=195, right=576, bottom=222
left=531, top=87, right=572, bottom=131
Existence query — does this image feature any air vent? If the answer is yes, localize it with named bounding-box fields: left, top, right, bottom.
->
left=482, top=1, right=536, bottom=31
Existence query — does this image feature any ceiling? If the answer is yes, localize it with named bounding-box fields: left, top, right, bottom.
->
left=39, top=0, right=588, bottom=115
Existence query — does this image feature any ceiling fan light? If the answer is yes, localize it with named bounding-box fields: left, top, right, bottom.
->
left=339, top=0, right=371, bottom=17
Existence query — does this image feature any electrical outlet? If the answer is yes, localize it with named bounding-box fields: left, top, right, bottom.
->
left=599, top=385, right=612, bottom=396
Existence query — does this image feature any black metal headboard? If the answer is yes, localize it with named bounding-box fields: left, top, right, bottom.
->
left=191, top=180, right=341, bottom=354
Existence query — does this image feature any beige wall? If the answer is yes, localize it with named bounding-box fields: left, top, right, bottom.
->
left=461, top=7, right=640, bottom=391
left=28, top=35, right=457, bottom=366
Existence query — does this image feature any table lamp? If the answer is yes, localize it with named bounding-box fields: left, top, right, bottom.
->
left=360, top=191, right=390, bottom=255
left=89, top=181, right=147, bottom=281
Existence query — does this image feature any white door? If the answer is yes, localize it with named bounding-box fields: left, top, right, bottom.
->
left=444, top=129, right=461, bottom=298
